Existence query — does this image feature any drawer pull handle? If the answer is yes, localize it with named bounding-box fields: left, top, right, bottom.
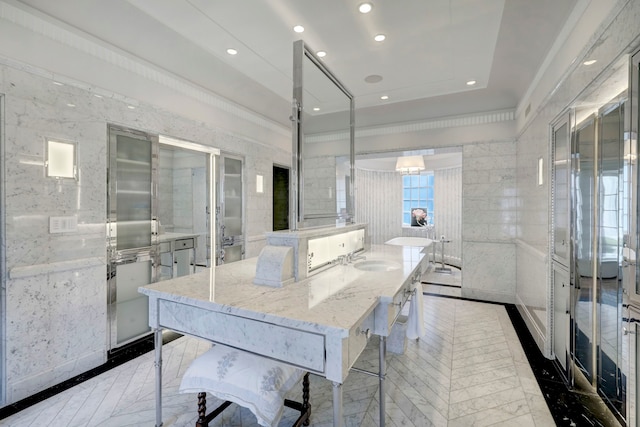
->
left=357, top=328, right=371, bottom=339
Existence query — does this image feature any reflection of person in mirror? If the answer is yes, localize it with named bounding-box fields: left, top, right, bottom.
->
left=411, top=208, right=427, bottom=227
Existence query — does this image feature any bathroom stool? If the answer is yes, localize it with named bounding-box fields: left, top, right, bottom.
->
left=179, top=344, right=311, bottom=427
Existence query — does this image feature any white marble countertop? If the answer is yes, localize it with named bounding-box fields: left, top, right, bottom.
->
left=139, top=244, right=427, bottom=338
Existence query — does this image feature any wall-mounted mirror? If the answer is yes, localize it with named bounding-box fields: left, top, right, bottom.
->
left=292, top=40, right=355, bottom=230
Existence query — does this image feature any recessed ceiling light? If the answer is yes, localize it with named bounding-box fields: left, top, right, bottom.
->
left=466, top=80, right=477, bottom=86
left=583, top=59, right=597, bottom=65
left=381, top=95, right=389, bottom=100
left=293, top=25, right=304, bottom=33
left=359, top=3, right=373, bottom=13
left=364, top=74, right=383, bottom=83
left=374, top=34, right=386, bottom=42
left=316, top=51, right=327, bottom=58
left=313, top=107, right=320, bottom=111
left=226, top=48, right=238, bottom=55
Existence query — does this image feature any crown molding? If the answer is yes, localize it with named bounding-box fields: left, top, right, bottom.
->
left=0, top=0, right=289, bottom=139
left=307, top=109, right=515, bottom=143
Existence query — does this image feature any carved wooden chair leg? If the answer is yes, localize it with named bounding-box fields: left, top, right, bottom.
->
left=302, top=372, right=311, bottom=426
left=196, top=392, right=207, bottom=427
left=196, top=392, right=232, bottom=427
left=285, top=372, right=311, bottom=427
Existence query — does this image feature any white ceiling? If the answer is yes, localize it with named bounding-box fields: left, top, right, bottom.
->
left=16, top=0, right=579, bottom=129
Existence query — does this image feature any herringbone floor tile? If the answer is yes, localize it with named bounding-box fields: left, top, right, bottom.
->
left=0, top=296, right=555, bottom=426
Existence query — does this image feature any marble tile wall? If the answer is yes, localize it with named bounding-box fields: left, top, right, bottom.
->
left=514, top=0, right=640, bottom=356
left=172, top=168, right=194, bottom=233
left=0, top=62, right=289, bottom=405
left=158, top=152, right=175, bottom=230
left=461, top=140, right=518, bottom=303
left=354, top=169, right=402, bottom=245
left=303, top=155, right=337, bottom=217
left=433, top=166, right=462, bottom=265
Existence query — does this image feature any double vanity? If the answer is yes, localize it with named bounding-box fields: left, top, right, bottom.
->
left=139, top=224, right=432, bottom=427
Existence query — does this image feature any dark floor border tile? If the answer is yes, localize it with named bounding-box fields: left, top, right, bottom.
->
left=0, top=332, right=182, bottom=421
left=421, top=281, right=462, bottom=288
left=0, top=293, right=618, bottom=427
left=504, top=303, right=613, bottom=427
left=423, top=292, right=614, bottom=426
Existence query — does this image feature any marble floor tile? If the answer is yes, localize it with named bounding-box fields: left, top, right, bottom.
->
left=0, top=296, right=561, bottom=427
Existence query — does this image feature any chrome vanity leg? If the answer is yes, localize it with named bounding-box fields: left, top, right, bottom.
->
left=332, top=381, right=344, bottom=427
left=379, top=335, right=387, bottom=427
left=154, top=328, right=163, bottom=427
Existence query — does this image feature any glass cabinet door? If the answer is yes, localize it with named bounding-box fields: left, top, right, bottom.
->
left=597, top=101, right=625, bottom=419
left=216, top=154, right=244, bottom=264
left=553, top=120, right=570, bottom=264
left=107, top=125, right=158, bottom=350
left=632, top=50, right=640, bottom=304
left=553, top=263, right=571, bottom=372
left=573, top=116, right=596, bottom=382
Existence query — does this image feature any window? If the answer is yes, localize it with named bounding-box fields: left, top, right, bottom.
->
left=402, top=173, right=434, bottom=226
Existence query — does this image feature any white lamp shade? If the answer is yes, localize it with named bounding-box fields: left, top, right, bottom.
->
left=395, top=155, right=425, bottom=174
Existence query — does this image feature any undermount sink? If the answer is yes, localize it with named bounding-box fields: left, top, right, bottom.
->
left=384, top=237, right=433, bottom=247
left=353, top=260, right=401, bottom=272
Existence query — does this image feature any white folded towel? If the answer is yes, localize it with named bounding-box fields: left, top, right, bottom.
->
left=406, top=282, right=424, bottom=340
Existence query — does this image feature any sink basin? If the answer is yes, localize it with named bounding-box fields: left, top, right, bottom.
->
left=384, top=237, right=433, bottom=247
left=353, top=260, right=401, bottom=272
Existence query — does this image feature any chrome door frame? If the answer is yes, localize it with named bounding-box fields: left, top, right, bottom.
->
left=595, top=97, right=627, bottom=423
left=630, top=50, right=640, bottom=307
left=107, top=125, right=159, bottom=351
left=550, top=111, right=573, bottom=383
left=0, top=94, right=6, bottom=405
left=216, top=152, right=245, bottom=264
left=625, top=304, right=639, bottom=426
left=626, top=48, right=640, bottom=426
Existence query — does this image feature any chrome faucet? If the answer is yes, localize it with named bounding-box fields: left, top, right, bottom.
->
left=348, top=251, right=366, bottom=263
left=333, top=255, right=348, bottom=265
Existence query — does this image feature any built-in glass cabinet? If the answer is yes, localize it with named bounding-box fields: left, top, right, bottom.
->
left=551, top=56, right=629, bottom=424
left=216, top=154, right=244, bottom=264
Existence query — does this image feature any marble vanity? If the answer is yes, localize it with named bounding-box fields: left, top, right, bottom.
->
left=140, top=240, right=430, bottom=427
left=157, top=232, right=199, bottom=278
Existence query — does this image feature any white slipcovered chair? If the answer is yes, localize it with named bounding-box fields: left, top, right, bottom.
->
left=179, top=344, right=311, bottom=427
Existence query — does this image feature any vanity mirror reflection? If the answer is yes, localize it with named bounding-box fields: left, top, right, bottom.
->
left=292, top=40, right=355, bottom=230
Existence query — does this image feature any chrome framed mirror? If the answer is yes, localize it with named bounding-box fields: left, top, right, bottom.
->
left=291, top=40, right=355, bottom=230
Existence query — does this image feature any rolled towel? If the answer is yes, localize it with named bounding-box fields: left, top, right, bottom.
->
left=406, top=282, right=424, bottom=340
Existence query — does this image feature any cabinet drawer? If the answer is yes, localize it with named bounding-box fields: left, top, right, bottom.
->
left=348, top=311, right=374, bottom=367
left=175, top=238, right=194, bottom=250
left=388, top=283, right=412, bottom=328
left=373, top=282, right=413, bottom=336
left=158, top=242, right=171, bottom=253
left=158, top=299, right=325, bottom=373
